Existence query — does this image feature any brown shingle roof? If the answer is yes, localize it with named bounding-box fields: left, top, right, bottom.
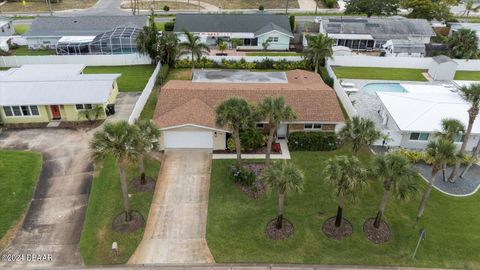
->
left=153, top=70, right=344, bottom=130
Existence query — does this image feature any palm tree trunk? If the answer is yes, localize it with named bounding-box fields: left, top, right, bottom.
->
left=415, top=168, right=438, bottom=226
left=265, top=125, right=276, bottom=167
left=139, top=153, right=146, bottom=185
left=118, top=160, right=131, bottom=222
left=335, top=194, right=345, bottom=227
left=285, top=0, right=289, bottom=14
left=374, top=189, right=389, bottom=229
left=191, top=52, right=195, bottom=73
left=461, top=141, right=480, bottom=177
left=449, top=116, right=474, bottom=182
left=234, top=129, right=242, bottom=166
left=276, top=192, right=285, bottom=229
left=352, top=143, right=359, bottom=156
left=46, top=0, right=53, bottom=16
left=442, top=163, right=447, bottom=182
left=315, top=0, right=318, bottom=14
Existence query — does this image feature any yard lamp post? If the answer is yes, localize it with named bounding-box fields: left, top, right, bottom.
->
left=412, top=228, right=426, bottom=259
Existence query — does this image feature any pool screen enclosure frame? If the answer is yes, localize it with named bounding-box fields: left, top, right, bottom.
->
left=56, top=26, right=141, bottom=55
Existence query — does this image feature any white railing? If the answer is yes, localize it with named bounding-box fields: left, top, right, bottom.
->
left=128, top=62, right=161, bottom=124
left=0, top=53, right=151, bottom=67
left=325, top=60, right=358, bottom=119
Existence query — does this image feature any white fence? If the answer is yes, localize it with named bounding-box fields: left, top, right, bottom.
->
left=329, top=55, right=480, bottom=71
left=325, top=61, right=357, bottom=119
left=0, top=53, right=151, bottom=67
left=180, top=55, right=304, bottom=63
left=128, top=62, right=161, bottom=124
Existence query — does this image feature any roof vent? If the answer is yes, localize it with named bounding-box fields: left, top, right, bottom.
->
left=73, top=20, right=78, bottom=23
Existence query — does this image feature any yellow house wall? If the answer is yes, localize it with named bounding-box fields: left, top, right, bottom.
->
left=0, top=105, right=50, bottom=124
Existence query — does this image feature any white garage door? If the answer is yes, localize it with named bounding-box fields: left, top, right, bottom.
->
left=163, top=131, right=213, bottom=149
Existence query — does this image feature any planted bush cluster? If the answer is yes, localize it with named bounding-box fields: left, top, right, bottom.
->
left=395, top=148, right=477, bottom=165
left=226, top=129, right=268, bottom=152
left=229, top=165, right=256, bottom=186
left=156, top=64, right=169, bottom=85
left=174, top=57, right=309, bottom=71
left=288, top=132, right=337, bottom=151
left=323, top=0, right=336, bottom=8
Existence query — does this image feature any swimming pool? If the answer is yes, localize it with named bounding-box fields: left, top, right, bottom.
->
left=362, top=83, right=407, bottom=95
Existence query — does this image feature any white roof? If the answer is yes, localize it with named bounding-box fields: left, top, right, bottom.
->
left=57, top=36, right=96, bottom=43
left=0, top=64, right=120, bottom=106
left=377, top=83, right=480, bottom=133
left=328, top=33, right=374, bottom=40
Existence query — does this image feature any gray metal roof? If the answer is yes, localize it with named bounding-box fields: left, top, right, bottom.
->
left=390, top=40, right=425, bottom=54
left=322, top=17, right=435, bottom=40
left=24, top=15, right=148, bottom=37
left=173, top=14, right=293, bottom=37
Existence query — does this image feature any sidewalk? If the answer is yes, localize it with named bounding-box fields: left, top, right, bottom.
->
left=212, top=140, right=291, bottom=160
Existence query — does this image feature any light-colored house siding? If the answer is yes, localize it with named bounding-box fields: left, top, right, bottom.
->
left=0, top=105, right=50, bottom=124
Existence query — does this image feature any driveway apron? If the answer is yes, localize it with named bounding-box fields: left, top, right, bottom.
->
left=128, top=149, right=215, bottom=264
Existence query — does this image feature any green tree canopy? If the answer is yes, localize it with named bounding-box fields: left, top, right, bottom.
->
left=345, top=0, right=399, bottom=17
left=448, top=28, right=479, bottom=60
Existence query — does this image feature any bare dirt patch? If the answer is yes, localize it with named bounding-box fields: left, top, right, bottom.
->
left=363, top=218, right=391, bottom=244
left=112, top=211, right=145, bottom=233
left=322, top=217, right=353, bottom=240
left=132, top=176, right=156, bottom=192
left=265, top=218, right=294, bottom=240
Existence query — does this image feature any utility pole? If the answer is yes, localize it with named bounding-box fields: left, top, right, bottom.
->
left=285, top=0, right=289, bottom=14
left=45, top=0, right=53, bottom=16
left=315, top=0, right=318, bottom=14
left=198, top=0, right=201, bottom=13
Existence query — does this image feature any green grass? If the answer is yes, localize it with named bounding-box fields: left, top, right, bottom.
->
left=207, top=147, right=480, bottom=269
left=245, top=52, right=303, bottom=56
left=83, top=65, right=156, bottom=92
left=80, top=156, right=161, bottom=265
left=454, top=71, right=480, bottom=81
left=0, top=150, right=42, bottom=241
left=333, top=67, right=427, bottom=81
left=155, top=22, right=166, bottom=31
left=13, top=24, right=30, bottom=34
left=12, top=46, right=56, bottom=56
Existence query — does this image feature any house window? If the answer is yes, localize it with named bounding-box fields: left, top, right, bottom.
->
left=75, top=104, right=93, bottom=110
left=304, top=123, right=322, bottom=130
left=410, top=132, right=429, bottom=141
left=267, top=37, right=279, bottom=43
left=3, top=106, right=13, bottom=116
left=3, top=105, right=39, bottom=117
left=256, top=123, right=265, bottom=129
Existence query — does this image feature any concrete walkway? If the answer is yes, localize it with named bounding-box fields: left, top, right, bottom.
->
left=128, top=149, right=215, bottom=264
left=213, top=140, right=291, bottom=160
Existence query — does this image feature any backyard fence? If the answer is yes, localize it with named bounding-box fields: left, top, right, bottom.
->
left=325, top=60, right=358, bottom=119
left=0, top=53, right=151, bottom=67
left=128, top=62, right=161, bottom=124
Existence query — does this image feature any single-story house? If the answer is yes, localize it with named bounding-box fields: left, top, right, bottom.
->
left=0, top=17, right=14, bottom=36
left=23, top=16, right=148, bottom=54
left=377, top=83, right=480, bottom=151
left=0, top=64, right=120, bottom=125
left=317, top=16, right=435, bottom=51
left=427, top=55, right=458, bottom=81
left=153, top=69, right=345, bottom=150
left=449, top=23, right=480, bottom=49
left=382, top=39, right=426, bottom=57
left=173, top=14, right=294, bottom=51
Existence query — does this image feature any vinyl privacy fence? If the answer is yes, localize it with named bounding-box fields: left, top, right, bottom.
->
left=325, top=60, right=358, bottom=119
left=0, top=53, right=151, bottom=67
left=128, top=62, right=161, bottom=124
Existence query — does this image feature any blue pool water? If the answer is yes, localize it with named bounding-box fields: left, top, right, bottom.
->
left=362, top=83, right=407, bottom=95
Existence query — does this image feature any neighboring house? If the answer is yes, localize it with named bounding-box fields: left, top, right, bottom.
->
left=382, top=39, right=426, bottom=57
left=427, top=55, right=458, bottom=81
left=317, top=16, right=435, bottom=51
left=173, top=14, right=294, bottom=51
left=449, top=23, right=480, bottom=49
left=376, top=83, right=480, bottom=151
left=23, top=16, right=148, bottom=55
left=0, top=64, right=120, bottom=125
left=153, top=69, right=345, bottom=150
left=0, top=17, right=14, bottom=36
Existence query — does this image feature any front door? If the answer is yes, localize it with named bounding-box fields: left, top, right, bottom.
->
left=277, top=124, right=288, bottom=139
left=50, top=105, right=61, bottom=120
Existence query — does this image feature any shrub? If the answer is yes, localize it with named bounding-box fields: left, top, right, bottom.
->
left=254, top=58, right=274, bottom=69
left=164, top=21, right=175, bottom=31
left=395, top=149, right=425, bottom=164
left=227, top=137, right=238, bottom=152
left=323, top=0, right=336, bottom=8
left=288, top=132, right=337, bottom=151
left=229, top=165, right=256, bottom=186
left=289, top=15, right=295, bottom=31
left=258, top=5, right=264, bottom=11
left=240, top=129, right=268, bottom=151
left=163, top=5, right=170, bottom=11
left=156, top=64, right=170, bottom=85
left=174, top=58, right=308, bottom=71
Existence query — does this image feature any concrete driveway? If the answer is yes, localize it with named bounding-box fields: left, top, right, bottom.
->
left=128, top=149, right=215, bottom=264
left=0, top=129, right=93, bottom=268
left=107, top=92, right=141, bottom=122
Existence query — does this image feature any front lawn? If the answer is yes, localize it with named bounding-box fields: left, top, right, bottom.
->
left=0, top=0, right=97, bottom=12
left=12, top=46, right=56, bottom=56
left=333, top=67, right=427, bottom=81
left=80, top=156, right=161, bottom=265
left=0, top=150, right=42, bottom=247
left=245, top=52, right=303, bottom=57
left=207, top=147, right=479, bottom=269
left=454, top=71, right=480, bottom=81
left=83, top=65, right=156, bottom=92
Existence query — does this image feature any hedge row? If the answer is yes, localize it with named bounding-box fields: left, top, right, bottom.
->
left=174, top=58, right=309, bottom=71
left=288, top=132, right=338, bottom=151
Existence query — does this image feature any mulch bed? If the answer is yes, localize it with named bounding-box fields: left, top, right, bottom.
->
left=236, top=163, right=266, bottom=199
left=265, top=218, right=294, bottom=240
left=132, top=176, right=156, bottom=192
left=363, top=218, right=391, bottom=244
left=112, top=211, right=145, bottom=233
left=59, top=120, right=103, bottom=130
left=322, top=216, right=353, bottom=240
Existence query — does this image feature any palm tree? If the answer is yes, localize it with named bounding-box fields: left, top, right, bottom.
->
left=136, top=12, right=159, bottom=64
left=215, top=98, right=257, bottom=165
left=259, top=97, right=296, bottom=166
left=304, top=34, right=334, bottom=73
left=179, top=30, right=210, bottom=72
left=217, top=41, right=227, bottom=55
left=324, top=155, right=368, bottom=227
left=449, top=83, right=480, bottom=180
left=415, top=139, right=456, bottom=225
left=448, top=28, right=479, bottom=60
left=261, top=160, right=304, bottom=229
left=371, top=152, right=418, bottom=229
left=432, top=118, right=465, bottom=182
left=134, top=120, right=160, bottom=184
left=157, top=32, right=179, bottom=66
left=338, top=116, right=382, bottom=156
left=463, top=0, right=480, bottom=16
left=90, top=121, right=139, bottom=222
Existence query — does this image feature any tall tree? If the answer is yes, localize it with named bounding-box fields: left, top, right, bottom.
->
left=463, top=0, right=480, bottom=16
left=304, top=34, right=334, bottom=74
left=324, top=156, right=368, bottom=227
left=371, top=152, right=418, bottom=229
left=450, top=84, right=480, bottom=181
left=431, top=118, right=464, bottom=182
left=345, top=0, right=399, bottom=17
left=415, top=139, right=456, bottom=225
left=259, top=97, right=296, bottom=166
left=402, top=0, right=452, bottom=20
left=261, top=160, right=304, bottom=229
left=134, top=120, right=160, bottom=185
left=136, top=12, right=159, bottom=64
left=215, top=98, right=257, bottom=165
left=179, top=30, right=210, bottom=72
left=157, top=32, right=179, bottom=66
left=90, top=121, right=139, bottom=222
left=448, top=28, right=479, bottom=60
left=338, top=116, right=382, bottom=156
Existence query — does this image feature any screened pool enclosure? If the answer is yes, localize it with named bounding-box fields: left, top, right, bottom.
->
left=56, top=26, right=141, bottom=55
